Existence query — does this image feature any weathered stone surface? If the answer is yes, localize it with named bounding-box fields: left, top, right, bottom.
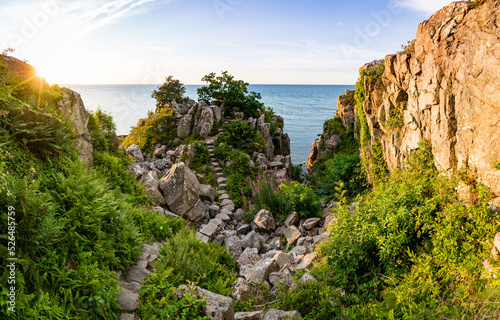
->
left=305, top=139, right=319, bottom=175
left=247, top=258, right=280, bottom=284
left=196, top=232, right=210, bottom=243
left=238, top=247, right=261, bottom=267
left=140, top=243, right=159, bottom=262
left=269, top=270, right=294, bottom=288
left=210, top=105, right=222, bottom=122
left=197, top=107, right=214, bottom=137
left=237, top=224, right=251, bottom=234
left=284, top=226, right=301, bottom=245
left=241, top=231, right=263, bottom=251
left=273, top=251, right=293, bottom=268
left=122, top=281, right=142, bottom=293
left=293, top=253, right=317, bottom=271
left=226, top=236, right=243, bottom=259
left=117, top=288, right=139, bottom=312
left=159, top=162, right=200, bottom=216
left=263, top=309, right=302, bottom=320
left=126, top=265, right=151, bottom=283
left=489, top=197, right=500, bottom=214
left=126, top=144, right=144, bottom=163
left=200, top=221, right=220, bottom=237
left=176, top=285, right=234, bottom=320
left=232, top=277, right=252, bottom=303
left=284, top=212, right=300, bottom=227
left=177, top=114, right=192, bottom=138
left=289, top=246, right=307, bottom=259
left=216, top=212, right=231, bottom=221
left=303, top=218, right=321, bottom=230
left=144, top=172, right=165, bottom=206
left=119, top=314, right=136, bottom=320
left=235, top=311, right=264, bottom=320
left=57, top=87, right=93, bottom=166
left=253, top=209, right=276, bottom=231
left=185, top=200, right=208, bottom=222
left=299, top=272, right=318, bottom=284
left=199, top=184, right=216, bottom=202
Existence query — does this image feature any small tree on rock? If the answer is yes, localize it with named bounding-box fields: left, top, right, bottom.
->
left=152, top=75, right=188, bottom=108
left=197, top=71, right=263, bottom=117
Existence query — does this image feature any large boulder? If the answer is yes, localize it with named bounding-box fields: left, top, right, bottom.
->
left=184, top=200, right=208, bottom=223
left=253, top=209, right=276, bottom=231
left=143, top=171, right=166, bottom=206
left=159, top=162, right=200, bottom=216
left=176, top=285, right=234, bottom=320
left=127, top=144, right=144, bottom=163
left=197, top=107, right=214, bottom=137
left=246, top=258, right=280, bottom=284
left=177, top=114, right=192, bottom=138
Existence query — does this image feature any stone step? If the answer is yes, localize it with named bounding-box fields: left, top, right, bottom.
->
left=214, top=167, right=223, bottom=173
left=217, top=176, right=228, bottom=184
left=219, top=193, right=230, bottom=200
left=211, top=162, right=219, bottom=167
left=216, top=172, right=224, bottom=177
left=218, top=183, right=227, bottom=189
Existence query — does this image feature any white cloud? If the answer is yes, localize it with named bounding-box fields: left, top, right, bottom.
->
left=395, top=0, right=454, bottom=14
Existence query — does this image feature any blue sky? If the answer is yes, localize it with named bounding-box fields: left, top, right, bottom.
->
left=0, top=0, right=453, bottom=84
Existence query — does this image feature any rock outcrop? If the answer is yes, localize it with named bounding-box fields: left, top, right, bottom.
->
left=311, top=0, right=500, bottom=195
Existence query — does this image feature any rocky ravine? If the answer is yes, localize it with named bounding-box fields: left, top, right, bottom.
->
left=118, top=100, right=333, bottom=319
left=309, top=0, right=500, bottom=195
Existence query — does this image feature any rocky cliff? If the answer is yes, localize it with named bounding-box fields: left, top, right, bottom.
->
left=313, top=0, right=500, bottom=195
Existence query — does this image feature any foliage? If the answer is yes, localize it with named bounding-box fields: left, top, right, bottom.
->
left=87, top=109, right=120, bottom=153
left=151, top=75, right=188, bottom=108
left=398, top=40, right=416, bottom=54
left=274, top=281, right=343, bottom=320
left=310, top=115, right=365, bottom=200
left=292, top=164, right=304, bottom=182
left=301, top=140, right=500, bottom=319
left=227, top=173, right=252, bottom=208
left=278, top=180, right=321, bottom=219
left=140, top=227, right=236, bottom=297
left=468, top=0, right=485, bottom=9
left=386, top=107, right=404, bottom=129
left=197, top=71, right=263, bottom=117
left=248, top=170, right=291, bottom=219
left=494, top=161, right=500, bottom=171
left=354, top=61, right=389, bottom=185
left=138, top=286, right=208, bottom=320
left=216, top=119, right=264, bottom=155
left=121, top=107, right=177, bottom=152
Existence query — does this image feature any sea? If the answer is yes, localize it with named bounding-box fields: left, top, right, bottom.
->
left=64, top=84, right=355, bottom=164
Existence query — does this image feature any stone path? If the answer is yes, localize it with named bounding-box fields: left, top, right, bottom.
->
left=117, top=242, right=163, bottom=319
left=195, top=137, right=241, bottom=243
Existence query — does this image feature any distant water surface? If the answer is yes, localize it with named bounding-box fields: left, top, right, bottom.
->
left=64, top=84, right=354, bottom=164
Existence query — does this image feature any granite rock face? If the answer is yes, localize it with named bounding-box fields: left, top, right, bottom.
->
left=309, top=0, right=500, bottom=196
left=159, top=162, right=201, bottom=216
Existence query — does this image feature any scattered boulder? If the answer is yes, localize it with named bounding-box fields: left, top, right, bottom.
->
left=177, top=114, right=192, bottom=138
left=284, top=212, right=299, bottom=227
left=238, top=247, right=261, bottom=267
left=184, top=200, right=208, bottom=223
left=284, top=226, right=301, bottom=245
left=303, top=218, right=320, bottom=230
left=199, top=184, right=216, bottom=202
left=299, top=272, right=318, bottom=284
left=232, top=277, right=252, bottom=302
left=127, top=144, right=144, bottom=162
left=197, top=107, right=214, bottom=137
left=247, top=258, right=280, bottom=284
left=235, top=311, right=264, bottom=320
left=176, top=285, right=234, bottom=320
left=273, top=251, right=293, bottom=268
left=117, top=288, right=139, bottom=312
left=226, top=236, right=243, bottom=260
left=269, top=269, right=294, bottom=288
left=253, top=209, right=276, bottom=231
left=159, top=162, right=200, bottom=216
left=263, top=309, right=302, bottom=320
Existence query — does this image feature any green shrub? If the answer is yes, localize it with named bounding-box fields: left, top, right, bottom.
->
left=278, top=180, right=321, bottom=219
left=227, top=173, right=252, bottom=208
left=121, top=107, right=177, bottom=152
left=216, top=119, right=264, bottom=155
left=249, top=171, right=292, bottom=219
left=197, top=71, right=263, bottom=117
left=151, top=75, right=188, bottom=107
left=291, top=164, right=304, bottom=182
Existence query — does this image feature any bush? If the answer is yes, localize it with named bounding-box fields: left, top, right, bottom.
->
left=249, top=170, right=291, bottom=219
left=278, top=180, right=321, bottom=219
left=151, top=75, right=188, bottom=107
left=197, top=71, right=263, bottom=117
left=121, top=107, right=177, bottom=152
left=216, top=119, right=264, bottom=155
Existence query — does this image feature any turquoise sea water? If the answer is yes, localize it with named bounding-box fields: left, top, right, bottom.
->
left=65, top=84, right=355, bottom=164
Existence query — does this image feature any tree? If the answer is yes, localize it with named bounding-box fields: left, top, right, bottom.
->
left=197, top=71, right=263, bottom=117
left=151, top=75, right=187, bottom=108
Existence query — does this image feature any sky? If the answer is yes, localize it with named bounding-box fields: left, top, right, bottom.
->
left=0, top=0, right=454, bottom=85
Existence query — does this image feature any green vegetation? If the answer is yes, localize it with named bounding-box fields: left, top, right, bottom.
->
left=121, top=107, right=177, bottom=152
left=183, top=142, right=216, bottom=186
left=468, top=0, right=485, bottom=9
left=151, top=75, right=188, bottom=108
left=0, top=59, right=235, bottom=319
left=310, top=116, right=365, bottom=200
left=398, top=40, right=416, bottom=54
left=284, top=141, right=500, bottom=319
left=197, top=71, right=263, bottom=117
left=355, top=61, right=389, bottom=185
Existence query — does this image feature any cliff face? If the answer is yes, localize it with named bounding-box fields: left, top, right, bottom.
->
left=334, top=0, right=500, bottom=195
